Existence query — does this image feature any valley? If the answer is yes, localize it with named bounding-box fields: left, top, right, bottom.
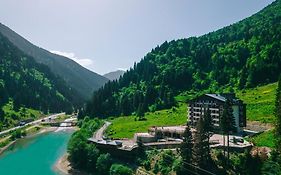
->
left=0, top=0, right=281, bottom=175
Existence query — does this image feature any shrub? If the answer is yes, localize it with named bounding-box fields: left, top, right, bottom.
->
left=110, top=164, right=133, bottom=175
left=96, top=153, right=112, bottom=175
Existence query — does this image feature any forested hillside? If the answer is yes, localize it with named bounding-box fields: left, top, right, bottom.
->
left=85, top=0, right=281, bottom=118
left=0, top=32, right=82, bottom=118
left=0, top=23, right=109, bottom=100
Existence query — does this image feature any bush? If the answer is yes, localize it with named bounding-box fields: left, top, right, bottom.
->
left=10, top=129, right=26, bottom=140
left=96, top=153, right=112, bottom=175
left=110, top=164, right=133, bottom=175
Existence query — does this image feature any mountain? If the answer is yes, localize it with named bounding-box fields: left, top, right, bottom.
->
left=103, top=70, right=125, bottom=81
left=84, top=0, right=281, bottom=118
left=0, top=23, right=109, bottom=100
left=0, top=31, right=83, bottom=115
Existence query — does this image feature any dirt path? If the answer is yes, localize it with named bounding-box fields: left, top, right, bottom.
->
left=245, top=121, right=274, bottom=132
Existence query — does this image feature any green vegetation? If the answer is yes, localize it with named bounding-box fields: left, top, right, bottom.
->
left=10, top=129, right=26, bottom=140
left=96, top=153, right=112, bottom=174
left=275, top=76, right=281, bottom=152
left=106, top=82, right=278, bottom=139
left=0, top=101, right=42, bottom=131
left=25, top=126, right=41, bottom=135
left=106, top=103, right=186, bottom=139
left=0, top=125, right=44, bottom=149
left=67, top=118, right=103, bottom=171
left=249, top=130, right=275, bottom=148
left=237, top=83, right=277, bottom=123
left=67, top=118, right=133, bottom=174
left=84, top=0, right=281, bottom=119
left=53, top=114, right=69, bottom=122
left=152, top=150, right=180, bottom=175
left=110, top=164, right=133, bottom=175
left=106, top=81, right=278, bottom=140
left=0, top=138, right=10, bottom=148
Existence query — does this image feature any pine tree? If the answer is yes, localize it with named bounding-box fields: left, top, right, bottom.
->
left=275, top=76, right=281, bottom=153
left=192, top=117, right=210, bottom=169
left=136, top=103, right=146, bottom=121
left=180, top=125, right=193, bottom=163
left=220, top=99, right=236, bottom=166
left=0, top=108, right=4, bottom=122
left=203, top=108, right=213, bottom=155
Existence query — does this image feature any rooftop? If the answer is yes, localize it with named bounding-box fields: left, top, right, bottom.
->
left=134, top=133, right=155, bottom=137
left=190, top=93, right=243, bottom=104
left=149, top=126, right=189, bottom=133
left=205, top=94, right=227, bottom=102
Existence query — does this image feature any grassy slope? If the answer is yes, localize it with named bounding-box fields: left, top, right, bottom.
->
left=237, top=83, right=277, bottom=148
left=1, top=101, right=43, bottom=130
left=248, top=130, right=275, bottom=148
left=236, top=82, right=277, bottom=123
left=106, top=103, right=187, bottom=139
left=107, top=83, right=277, bottom=139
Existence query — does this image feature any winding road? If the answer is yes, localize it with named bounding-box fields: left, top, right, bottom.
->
left=93, top=121, right=111, bottom=140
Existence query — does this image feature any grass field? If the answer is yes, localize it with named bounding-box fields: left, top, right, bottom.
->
left=248, top=130, right=275, bottom=148
left=236, top=83, right=277, bottom=123
left=106, top=82, right=277, bottom=139
left=3, top=101, right=42, bottom=119
left=106, top=103, right=187, bottom=139
left=1, top=101, right=43, bottom=130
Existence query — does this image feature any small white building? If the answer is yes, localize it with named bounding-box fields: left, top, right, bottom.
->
left=134, top=133, right=156, bottom=143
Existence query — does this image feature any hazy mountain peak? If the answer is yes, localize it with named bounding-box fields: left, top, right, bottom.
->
left=103, top=70, right=125, bottom=81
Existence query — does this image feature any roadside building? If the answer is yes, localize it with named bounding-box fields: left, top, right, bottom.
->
left=134, top=133, right=155, bottom=143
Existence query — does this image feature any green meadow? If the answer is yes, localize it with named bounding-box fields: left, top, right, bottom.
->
left=106, top=83, right=277, bottom=139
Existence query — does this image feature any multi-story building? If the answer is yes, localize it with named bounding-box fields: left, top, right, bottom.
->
left=188, top=93, right=246, bottom=133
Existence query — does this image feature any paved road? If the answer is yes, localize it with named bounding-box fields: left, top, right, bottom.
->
left=0, top=113, right=65, bottom=136
left=93, top=121, right=111, bottom=140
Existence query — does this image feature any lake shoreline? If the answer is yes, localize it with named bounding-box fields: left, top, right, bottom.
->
left=54, top=127, right=89, bottom=175
left=54, top=153, right=71, bottom=175
left=0, top=140, right=16, bottom=155
left=54, top=153, right=89, bottom=175
left=0, top=126, right=58, bottom=156
left=0, top=126, right=77, bottom=156
left=0, top=126, right=77, bottom=175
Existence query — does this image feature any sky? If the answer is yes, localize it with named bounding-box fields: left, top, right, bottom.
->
left=0, top=0, right=275, bottom=75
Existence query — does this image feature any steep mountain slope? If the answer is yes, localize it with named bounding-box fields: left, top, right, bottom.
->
left=103, top=70, right=125, bottom=81
left=0, top=23, right=109, bottom=99
left=85, top=0, right=281, bottom=118
left=0, top=32, right=82, bottom=114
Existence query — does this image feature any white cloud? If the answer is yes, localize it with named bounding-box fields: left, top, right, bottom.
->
left=50, top=50, right=94, bottom=68
left=117, top=68, right=127, bottom=71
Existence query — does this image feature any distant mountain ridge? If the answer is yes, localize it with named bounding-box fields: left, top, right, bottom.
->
left=103, top=70, right=125, bottom=81
left=0, top=23, right=109, bottom=99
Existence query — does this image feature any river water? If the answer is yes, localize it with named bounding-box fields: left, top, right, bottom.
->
left=0, top=130, right=73, bottom=175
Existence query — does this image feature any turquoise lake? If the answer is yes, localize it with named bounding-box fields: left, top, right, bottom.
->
left=0, top=130, right=73, bottom=175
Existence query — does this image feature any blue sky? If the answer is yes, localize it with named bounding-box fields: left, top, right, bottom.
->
left=0, top=0, right=274, bottom=74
